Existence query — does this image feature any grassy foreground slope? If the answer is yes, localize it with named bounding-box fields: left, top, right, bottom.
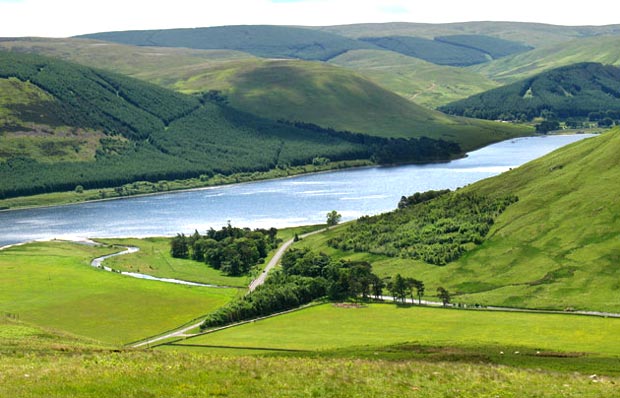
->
left=2, top=321, right=617, bottom=398
left=0, top=241, right=237, bottom=344
left=302, top=129, right=620, bottom=311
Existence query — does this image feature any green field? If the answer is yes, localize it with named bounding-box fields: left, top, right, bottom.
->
left=98, top=237, right=251, bottom=288
left=173, top=303, right=620, bottom=374
left=1, top=312, right=619, bottom=397
left=0, top=241, right=237, bottom=344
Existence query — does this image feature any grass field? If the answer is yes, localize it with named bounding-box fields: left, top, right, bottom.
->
left=98, top=237, right=250, bottom=288
left=1, top=313, right=618, bottom=397
left=0, top=241, right=237, bottom=344
left=178, top=303, right=620, bottom=355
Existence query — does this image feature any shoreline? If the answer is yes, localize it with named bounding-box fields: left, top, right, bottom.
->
left=0, top=153, right=468, bottom=214
left=0, top=131, right=596, bottom=214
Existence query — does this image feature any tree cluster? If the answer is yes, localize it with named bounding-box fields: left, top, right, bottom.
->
left=201, top=248, right=384, bottom=328
left=170, top=224, right=278, bottom=276
left=328, top=190, right=518, bottom=265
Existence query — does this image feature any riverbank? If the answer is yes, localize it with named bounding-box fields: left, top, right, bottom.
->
left=0, top=159, right=375, bottom=212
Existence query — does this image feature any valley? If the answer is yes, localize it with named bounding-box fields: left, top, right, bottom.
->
left=2, top=15, right=620, bottom=397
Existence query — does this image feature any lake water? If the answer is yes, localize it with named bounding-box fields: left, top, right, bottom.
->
left=0, top=135, right=594, bottom=247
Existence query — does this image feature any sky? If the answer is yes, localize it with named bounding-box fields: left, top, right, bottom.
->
left=0, top=0, right=618, bottom=38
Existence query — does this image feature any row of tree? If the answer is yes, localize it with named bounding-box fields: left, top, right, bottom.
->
left=170, top=224, right=278, bottom=276
left=201, top=249, right=384, bottom=328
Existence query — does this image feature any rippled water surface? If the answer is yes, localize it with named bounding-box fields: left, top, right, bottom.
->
left=0, top=135, right=594, bottom=247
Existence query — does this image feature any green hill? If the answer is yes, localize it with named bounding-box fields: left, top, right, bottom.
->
left=2, top=51, right=469, bottom=199
left=304, top=129, right=620, bottom=312
left=472, top=35, right=620, bottom=83
left=439, top=63, right=620, bottom=122
left=0, top=40, right=531, bottom=151
left=76, top=25, right=376, bottom=61
left=328, top=49, right=500, bottom=108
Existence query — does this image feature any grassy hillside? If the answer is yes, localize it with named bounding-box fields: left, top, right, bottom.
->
left=0, top=241, right=237, bottom=344
left=2, top=318, right=617, bottom=398
left=329, top=49, right=500, bottom=108
left=162, top=59, right=530, bottom=149
left=473, top=35, right=620, bottom=82
left=440, top=63, right=620, bottom=121
left=76, top=25, right=376, bottom=61
left=317, top=21, right=620, bottom=48
left=300, top=129, right=620, bottom=312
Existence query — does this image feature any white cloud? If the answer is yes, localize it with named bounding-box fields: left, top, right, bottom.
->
left=0, top=0, right=617, bottom=38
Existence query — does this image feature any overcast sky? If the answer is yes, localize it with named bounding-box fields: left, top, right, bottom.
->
left=0, top=0, right=618, bottom=38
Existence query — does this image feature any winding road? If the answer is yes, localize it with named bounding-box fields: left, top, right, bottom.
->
left=248, top=228, right=326, bottom=292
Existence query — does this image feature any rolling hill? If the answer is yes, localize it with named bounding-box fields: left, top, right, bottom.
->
left=0, top=39, right=531, bottom=150
left=328, top=49, right=500, bottom=108
left=316, top=21, right=620, bottom=48
left=439, top=62, right=620, bottom=121
left=76, top=25, right=377, bottom=61
left=472, top=35, right=620, bottom=83
left=304, top=128, right=620, bottom=312
left=1, top=51, right=468, bottom=199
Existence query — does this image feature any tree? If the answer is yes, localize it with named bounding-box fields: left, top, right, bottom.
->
left=413, top=279, right=425, bottom=305
left=388, top=274, right=408, bottom=303
left=326, top=210, right=342, bottom=227
left=170, top=233, right=189, bottom=258
left=436, top=287, right=451, bottom=307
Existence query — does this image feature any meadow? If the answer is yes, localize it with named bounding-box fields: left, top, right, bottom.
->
left=0, top=241, right=237, bottom=345
left=1, top=314, right=619, bottom=398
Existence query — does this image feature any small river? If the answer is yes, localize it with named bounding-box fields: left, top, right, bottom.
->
left=0, top=135, right=594, bottom=247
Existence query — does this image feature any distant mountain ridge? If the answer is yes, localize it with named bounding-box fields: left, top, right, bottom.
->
left=76, top=25, right=531, bottom=66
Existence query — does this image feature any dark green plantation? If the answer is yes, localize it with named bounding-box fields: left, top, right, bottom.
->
left=0, top=51, right=462, bottom=199
left=440, top=63, right=620, bottom=122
